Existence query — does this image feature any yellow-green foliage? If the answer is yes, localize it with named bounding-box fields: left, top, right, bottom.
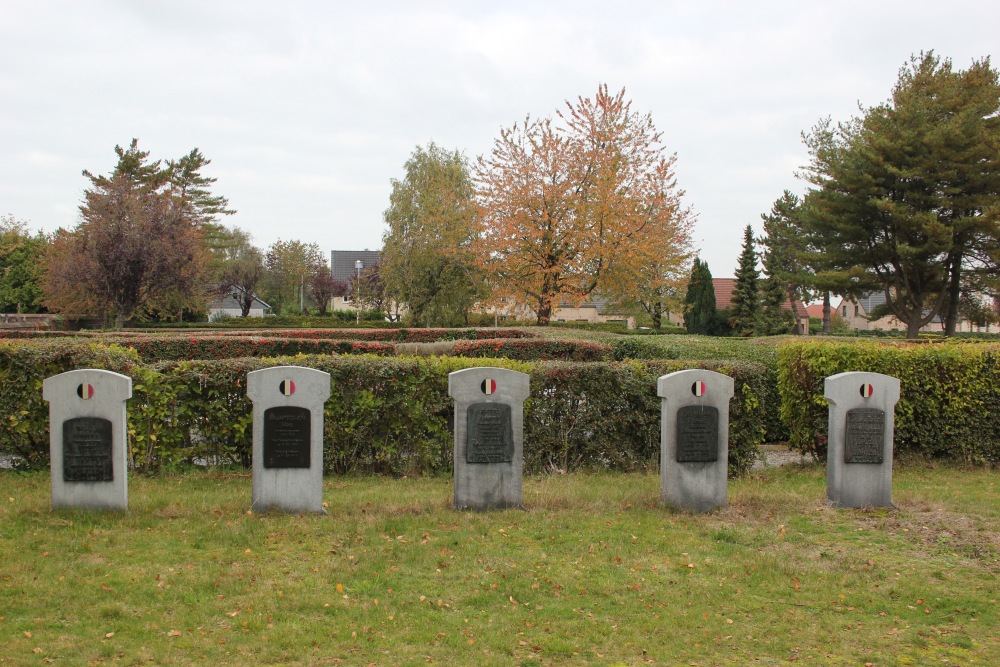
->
left=779, top=340, right=1000, bottom=463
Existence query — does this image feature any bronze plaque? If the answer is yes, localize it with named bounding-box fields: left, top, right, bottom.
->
left=263, top=406, right=311, bottom=468
left=676, top=405, right=719, bottom=463
left=845, top=408, right=884, bottom=464
left=63, top=417, right=114, bottom=482
left=466, top=403, right=513, bottom=464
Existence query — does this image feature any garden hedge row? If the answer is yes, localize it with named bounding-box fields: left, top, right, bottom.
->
left=0, top=341, right=768, bottom=476
left=0, top=327, right=535, bottom=343
left=1, top=335, right=614, bottom=364
left=452, top=338, right=613, bottom=362
left=206, top=328, right=535, bottom=342
left=778, top=340, right=1000, bottom=464
left=109, top=336, right=397, bottom=362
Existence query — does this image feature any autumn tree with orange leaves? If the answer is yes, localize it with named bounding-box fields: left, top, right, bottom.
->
left=474, top=85, right=695, bottom=326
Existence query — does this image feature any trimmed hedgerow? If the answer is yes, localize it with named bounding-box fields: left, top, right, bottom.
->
left=778, top=340, right=1000, bottom=464
left=0, top=341, right=766, bottom=476
left=452, top=338, right=614, bottom=362
left=0, top=331, right=80, bottom=340
left=525, top=359, right=767, bottom=475
left=207, top=328, right=535, bottom=342
left=0, top=340, right=139, bottom=468
left=104, top=335, right=395, bottom=362
left=608, top=334, right=788, bottom=444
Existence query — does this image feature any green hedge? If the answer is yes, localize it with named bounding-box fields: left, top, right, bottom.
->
left=609, top=335, right=788, bottom=443
left=452, top=338, right=614, bottom=362
left=0, top=341, right=140, bottom=468
left=778, top=340, right=1000, bottom=464
left=110, top=336, right=396, bottom=362
left=207, top=327, right=534, bottom=342
left=0, top=343, right=768, bottom=477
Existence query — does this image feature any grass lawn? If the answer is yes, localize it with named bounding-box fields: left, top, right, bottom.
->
left=1, top=464, right=997, bottom=666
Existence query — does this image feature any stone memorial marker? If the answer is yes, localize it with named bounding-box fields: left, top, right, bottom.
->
left=43, top=369, right=132, bottom=511
left=247, top=366, right=331, bottom=513
left=449, top=367, right=530, bottom=511
left=658, top=369, right=734, bottom=513
left=824, top=371, right=900, bottom=508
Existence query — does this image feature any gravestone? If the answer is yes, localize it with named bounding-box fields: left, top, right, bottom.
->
left=247, top=366, right=331, bottom=513
left=449, top=367, right=530, bottom=511
left=658, top=369, right=734, bottom=513
left=824, top=372, right=900, bottom=508
left=43, top=369, right=132, bottom=511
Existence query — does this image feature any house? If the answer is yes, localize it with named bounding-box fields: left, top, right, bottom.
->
left=834, top=292, right=995, bottom=333
left=712, top=278, right=810, bottom=334
left=329, top=249, right=382, bottom=312
left=551, top=295, right=636, bottom=329
left=207, top=293, right=270, bottom=319
left=805, top=304, right=826, bottom=320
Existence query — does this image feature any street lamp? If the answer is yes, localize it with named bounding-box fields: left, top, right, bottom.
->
left=355, top=260, right=363, bottom=324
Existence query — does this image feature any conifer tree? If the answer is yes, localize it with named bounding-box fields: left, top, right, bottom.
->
left=683, top=258, right=717, bottom=335
left=799, top=52, right=1000, bottom=338
left=729, top=225, right=760, bottom=336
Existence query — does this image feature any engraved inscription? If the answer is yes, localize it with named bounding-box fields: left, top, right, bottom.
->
left=263, top=406, right=311, bottom=468
left=466, top=403, right=513, bottom=464
left=676, top=405, right=719, bottom=463
left=63, top=417, right=114, bottom=482
left=845, top=408, right=884, bottom=464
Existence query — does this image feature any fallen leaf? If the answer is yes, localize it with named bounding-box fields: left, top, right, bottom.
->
left=23, top=631, right=32, bottom=639
left=104, top=632, right=115, bottom=639
left=168, top=630, right=182, bottom=637
left=336, top=583, right=344, bottom=593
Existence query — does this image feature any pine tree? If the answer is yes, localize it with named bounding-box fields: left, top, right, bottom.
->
left=683, top=258, right=717, bottom=335
left=799, top=52, right=1000, bottom=338
left=729, top=225, right=760, bottom=336
left=168, top=148, right=236, bottom=225
left=756, top=272, right=792, bottom=335
left=757, top=193, right=800, bottom=335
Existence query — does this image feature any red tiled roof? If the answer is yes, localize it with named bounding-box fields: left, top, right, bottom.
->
left=713, top=278, right=736, bottom=310
left=712, top=278, right=808, bottom=318
left=806, top=304, right=825, bottom=318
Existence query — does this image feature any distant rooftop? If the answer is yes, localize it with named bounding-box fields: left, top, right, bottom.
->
left=330, top=250, right=382, bottom=283
left=713, top=278, right=808, bottom=317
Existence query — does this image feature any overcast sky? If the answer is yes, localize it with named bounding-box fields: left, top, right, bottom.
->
left=2, top=1, right=997, bottom=277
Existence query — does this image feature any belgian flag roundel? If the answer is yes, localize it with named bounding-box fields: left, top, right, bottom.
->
left=691, top=381, right=707, bottom=397
left=279, top=379, right=296, bottom=396
left=860, top=383, right=874, bottom=399
left=481, top=378, right=496, bottom=395
left=77, top=383, right=94, bottom=400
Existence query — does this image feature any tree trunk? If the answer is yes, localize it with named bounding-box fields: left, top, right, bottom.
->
left=536, top=304, right=552, bottom=326
left=906, top=317, right=922, bottom=340
left=651, top=304, right=662, bottom=331
left=944, top=253, right=962, bottom=337
left=822, top=292, right=831, bottom=334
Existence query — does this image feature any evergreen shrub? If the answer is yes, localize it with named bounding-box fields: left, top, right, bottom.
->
left=778, top=340, right=1000, bottom=464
